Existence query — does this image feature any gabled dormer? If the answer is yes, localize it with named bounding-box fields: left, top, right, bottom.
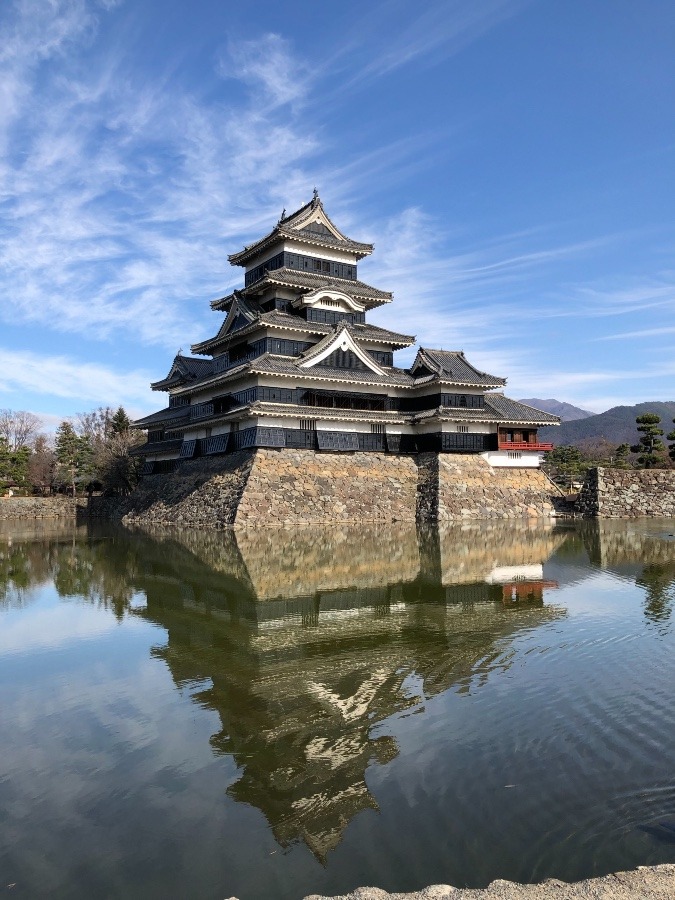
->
left=298, top=324, right=386, bottom=375
left=410, top=349, right=506, bottom=388
left=229, top=191, right=373, bottom=268
left=150, top=354, right=213, bottom=391
left=191, top=292, right=259, bottom=355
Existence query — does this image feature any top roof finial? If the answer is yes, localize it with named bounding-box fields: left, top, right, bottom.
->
left=312, top=187, right=319, bottom=204
left=278, top=207, right=286, bottom=223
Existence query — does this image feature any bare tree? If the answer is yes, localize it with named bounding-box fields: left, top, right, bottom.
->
left=96, top=428, right=145, bottom=495
left=76, top=407, right=113, bottom=449
left=28, top=442, right=56, bottom=494
left=0, top=409, right=43, bottom=451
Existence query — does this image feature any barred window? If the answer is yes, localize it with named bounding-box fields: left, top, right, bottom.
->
left=457, top=425, right=469, bottom=433
left=508, top=451, right=522, bottom=460
left=371, top=424, right=385, bottom=434
left=300, top=419, right=317, bottom=431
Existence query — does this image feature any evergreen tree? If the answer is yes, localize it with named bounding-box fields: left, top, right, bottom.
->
left=545, top=444, right=585, bottom=489
left=54, top=421, right=94, bottom=494
left=614, top=443, right=631, bottom=469
left=110, top=406, right=132, bottom=435
left=0, top=438, right=12, bottom=490
left=11, top=446, right=30, bottom=489
left=0, top=438, right=31, bottom=491
left=668, top=418, right=675, bottom=463
left=631, top=413, right=666, bottom=469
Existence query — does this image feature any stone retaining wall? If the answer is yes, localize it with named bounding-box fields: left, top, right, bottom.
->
left=235, top=449, right=418, bottom=526
left=120, top=451, right=255, bottom=528
left=100, top=449, right=562, bottom=528
left=576, top=467, right=675, bottom=518
left=420, top=453, right=561, bottom=521
left=0, top=496, right=81, bottom=519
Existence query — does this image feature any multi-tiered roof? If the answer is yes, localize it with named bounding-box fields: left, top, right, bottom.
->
left=134, top=193, right=558, bottom=470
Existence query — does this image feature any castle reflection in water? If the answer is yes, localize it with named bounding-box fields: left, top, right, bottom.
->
left=1, top=519, right=673, bottom=861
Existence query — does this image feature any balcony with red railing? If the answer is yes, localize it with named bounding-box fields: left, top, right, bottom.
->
left=498, top=441, right=554, bottom=452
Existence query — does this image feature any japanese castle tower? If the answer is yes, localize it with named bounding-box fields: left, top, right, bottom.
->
left=134, top=192, right=558, bottom=472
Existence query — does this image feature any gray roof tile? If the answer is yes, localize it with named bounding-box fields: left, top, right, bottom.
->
left=247, top=268, right=392, bottom=303
left=251, top=353, right=415, bottom=386
left=129, top=437, right=184, bottom=456
left=414, top=349, right=506, bottom=387
left=151, top=354, right=214, bottom=389
left=132, top=405, right=191, bottom=427
left=412, top=395, right=560, bottom=425
left=228, top=195, right=373, bottom=265
left=193, top=310, right=414, bottom=354
left=249, top=401, right=408, bottom=423
left=483, top=394, right=560, bottom=424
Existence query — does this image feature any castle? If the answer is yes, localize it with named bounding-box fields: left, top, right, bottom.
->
left=133, top=192, right=558, bottom=475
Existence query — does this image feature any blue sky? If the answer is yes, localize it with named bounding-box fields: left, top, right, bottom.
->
left=1, top=0, right=674, bottom=427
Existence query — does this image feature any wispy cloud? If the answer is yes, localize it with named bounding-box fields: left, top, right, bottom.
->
left=0, top=347, right=154, bottom=408
left=0, top=2, right=534, bottom=359
left=364, top=207, right=616, bottom=369
left=337, top=0, right=527, bottom=86
left=595, top=325, right=675, bottom=341
left=569, top=277, right=675, bottom=319
left=218, top=33, right=310, bottom=109
left=0, top=6, right=320, bottom=351
left=2, top=0, right=672, bottom=418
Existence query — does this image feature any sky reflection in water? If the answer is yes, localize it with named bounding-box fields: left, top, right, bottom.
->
left=1, top=519, right=674, bottom=900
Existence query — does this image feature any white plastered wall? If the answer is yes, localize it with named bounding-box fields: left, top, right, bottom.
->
left=481, top=450, right=542, bottom=468
left=281, top=239, right=358, bottom=265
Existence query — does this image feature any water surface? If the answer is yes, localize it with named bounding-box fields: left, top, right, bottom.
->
left=1, top=518, right=675, bottom=899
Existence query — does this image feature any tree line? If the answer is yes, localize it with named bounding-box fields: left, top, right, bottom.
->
left=0, top=407, right=144, bottom=496
left=544, top=413, right=675, bottom=489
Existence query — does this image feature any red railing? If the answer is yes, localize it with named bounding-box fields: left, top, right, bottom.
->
left=498, top=441, right=554, bottom=451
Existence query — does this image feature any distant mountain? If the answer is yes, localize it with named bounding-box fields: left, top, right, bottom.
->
left=518, top=399, right=594, bottom=422
left=538, top=401, right=675, bottom=447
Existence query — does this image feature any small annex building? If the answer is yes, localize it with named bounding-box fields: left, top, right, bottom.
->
left=133, top=192, right=558, bottom=474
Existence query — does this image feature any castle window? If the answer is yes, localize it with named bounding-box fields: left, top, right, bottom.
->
left=457, top=425, right=469, bottom=433
left=508, top=451, right=522, bottom=460
left=300, top=419, right=317, bottom=431
left=371, top=424, right=385, bottom=434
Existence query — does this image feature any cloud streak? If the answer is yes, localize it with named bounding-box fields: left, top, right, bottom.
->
left=335, top=0, right=528, bottom=87
left=1, top=0, right=672, bottom=417
left=0, top=5, right=322, bottom=353
left=0, top=346, right=154, bottom=408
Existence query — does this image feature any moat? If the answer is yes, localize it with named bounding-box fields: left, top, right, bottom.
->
left=1, top=519, right=675, bottom=899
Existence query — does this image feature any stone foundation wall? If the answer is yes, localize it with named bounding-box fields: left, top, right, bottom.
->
left=419, top=453, right=560, bottom=521
left=0, top=496, right=82, bottom=519
left=120, top=451, right=256, bottom=528
left=118, top=449, right=419, bottom=528
left=71, top=450, right=564, bottom=529
left=576, top=467, right=675, bottom=518
left=234, top=449, right=418, bottom=526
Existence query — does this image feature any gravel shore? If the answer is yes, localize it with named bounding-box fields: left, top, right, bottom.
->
left=300, top=864, right=675, bottom=899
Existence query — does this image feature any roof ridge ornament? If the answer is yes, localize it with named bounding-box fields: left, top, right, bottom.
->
left=312, top=187, right=319, bottom=205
